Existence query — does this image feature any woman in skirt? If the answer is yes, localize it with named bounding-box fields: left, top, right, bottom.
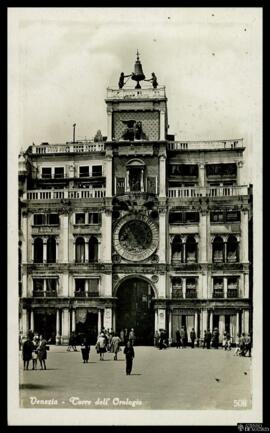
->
left=96, top=333, right=107, bottom=361
left=81, top=338, right=90, bottom=363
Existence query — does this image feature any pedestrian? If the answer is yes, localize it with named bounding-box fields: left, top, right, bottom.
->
left=222, top=331, right=227, bottom=350
left=111, top=334, right=122, bottom=360
left=225, top=333, right=232, bottom=351
left=180, top=326, right=186, bottom=348
left=96, top=332, right=107, bottom=361
left=67, top=332, right=77, bottom=351
left=124, top=328, right=129, bottom=345
left=129, top=328, right=136, bottom=346
left=81, top=338, right=90, bottom=363
left=244, top=333, right=252, bottom=357
left=239, top=333, right=246, bottom=356
left=31, top=335, right=39, bottom=370
left=37, top=335, right=48, bottom=370
left=124, top=340, right=135, bottom=375
left=190, top=328, right=196, bottom=348
left=22, top=335, right=34, bottom=370
left=175, top=329, right=181, bottom=348
left=203, top=330, right=207, bottom=349
left=120, top=329, right=125, bottom=345
left=206, top=330, right=212, bottom=349
left=159, top=329, right=165, bottom=349
left=212, top=328, right=219, bottom=349
left=154, top=330, right=160, bottom=348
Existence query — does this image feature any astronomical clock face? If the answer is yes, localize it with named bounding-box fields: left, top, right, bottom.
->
left=113, top=214, right=159, bottom=261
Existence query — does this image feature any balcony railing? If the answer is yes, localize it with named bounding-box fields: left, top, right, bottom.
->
left=74, top=291, right=99, bottom=298
left=24, top=188, right=106, bottom=201
left=33, top=290, right=57, bottom=297
left=227, top=289, right=239, bottom=298
left=168, top=185, right=248, bottom=198
left=171, top=288, right=183, bottom=298
left=30, top=142, right=105, bottom=155
left=167, top=138, right=244, bottom=151
left=106, top=86, right=166, bottom=100
left=212, top=290, right=224, bottom=299
left=185, top=289, right=197, bottom=299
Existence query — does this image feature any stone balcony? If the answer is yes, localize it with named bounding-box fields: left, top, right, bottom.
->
left=168, top=185, right=249, bottom=199
left=167, top=138, right=244, bottom=151
left=23, top=188, right=106, bottom=201
left=106, top=86, right=166, bottom=100
left=29, top=141, right=105, bottom=155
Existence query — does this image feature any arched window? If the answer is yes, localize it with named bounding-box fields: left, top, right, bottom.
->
left=212, top=236, right=224, bottom=263
left=227, top=235, right=238, bottom=263
left=172, top=235, right=183, bottom=262
left=89, top=236, right=98, bottom=262
left=34, top=237, right=43, bottom=263
left=75, top=237, right=85, bottom=263
left=47, top=237, right=56, bottom=263
left=186, top=235, right=197, bottom=263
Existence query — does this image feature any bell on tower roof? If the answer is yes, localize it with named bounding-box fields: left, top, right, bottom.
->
left=131, top=50, right=145, bottom=89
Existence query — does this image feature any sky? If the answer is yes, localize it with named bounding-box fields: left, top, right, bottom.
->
left=8, top=7, right=262, bottom=184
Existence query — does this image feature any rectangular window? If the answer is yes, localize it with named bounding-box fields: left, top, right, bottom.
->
left=206, top=163, right=237, bottom=177
left=41, top=167, right=52, bottom=179
left=92, top=165, right=102, bottom=177
left=88, top=213, right=100, bottom=224
left=88, top=279, right=99, bottom=296
left=75, top=213, right=85, bottom=224
left=210, top=212, right=224, bottom=223
left=33, top=279, right=44, bottom=292
left=75, top=279, right=85, bottom=296
left=33, top=214, right=46, bottom=225
left=226, top=211, right=240, bottom=222
left=116, top=177, right=125, bottom=195
left=46, top=279, right=57, bottom=293
left=48, top=213, right=59, bottom=225
left=169, top=164, right=198, bottom=177
left=54, top=167, right=64, bottom=178
left=169, top=212, right=199, bottom=224
left=79, top=166, right=89, bottom=178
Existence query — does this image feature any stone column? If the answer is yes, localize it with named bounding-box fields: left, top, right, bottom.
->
left=158, top=274, right=166, bottom=298
left=202, top=309, right=208, bottom=334
left=107, top=110, right=112, bottom=141
left=103, top=273, right=112, bottom=297
left=104, top=307, right=112, bottom=330
left=60, top=213, right=69, bottom=263
left=159, top=155, right=166, bottom=198
left=22, top=273, right=27, bottom=297
left=237, top=161, right=244, bottom=186
left=43, top=238, right=47, bottom=263
left=56, top=239, right=59, bottom=263
left=56, top=309, right=61, bottom=345
left=244, top=273, right=249, bottom=298
left=30, top=309, right=34, bottom=332
left=236, top=311, right=240, bottom=337
left=242, top=310, right=250, bottom=334
left=85, top=237, right=89, bottom=263
left=21, top=213, right=28, bottom=264
left=182, top=278, right=186, bottom=299
left=72, top=309, right=76, bottom=332
left=158, top=309, right=166, bottom=330
left=61, top=308, right=70, bottom=345
left=209, top=311, right=213, bottom=332
left=199, top=212, right=207, bottom=263
left=198, top=163, right=205, bottom=187
left=159, top=210, right=166, bottom=263
left=182, top=241, right=186, bottom=263
left=194, top=312, right=198, bottom=337
left=97, top=239, right=101, bottom=262
left=21, top=309, right=29, bottom=338
left=106, top=155, right=113, bottom=197
left=62, top=272, right=69, bottom=297
left=140, top=168, right=144, bottom=192
left=112, top=309, right=116, bottom=332
left=155, top=309, right=158, bottom=332
left=224, top=241, right=227, bottom=263
left=98, top=310, right=102, bottom=334
left=102, top=210, right=112, bottom=263
left=224, top=277, right=228, bottom=298
left=241, top=210, right=249, bottom=263
left=201, top=272, right=208, bottom=298
left=126, top=169, right=130, bottom=192
left=168, top=310, right=172, bottom=345
left=219, top=315, right=225, bottom=338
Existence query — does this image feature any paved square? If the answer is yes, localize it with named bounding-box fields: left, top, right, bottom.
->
left=19, top=346, right=252, bottom=410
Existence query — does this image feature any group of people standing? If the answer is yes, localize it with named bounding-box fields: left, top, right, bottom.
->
left=22, top=331, right=48, bottom=370
left=175, top=327, right=197, bottom=349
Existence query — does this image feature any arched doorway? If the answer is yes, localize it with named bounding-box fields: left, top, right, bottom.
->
left=116, top=277, right=155, bottom=345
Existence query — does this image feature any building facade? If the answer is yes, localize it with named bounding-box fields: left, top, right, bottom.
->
left=18, top=58, right=252, bottom=345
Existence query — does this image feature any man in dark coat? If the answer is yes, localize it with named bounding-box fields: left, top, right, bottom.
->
left=124, top=341, right=135, bottom=375
left=206, top=330, right=212, bottom=349
left=212, top=327, right=219, bottom=349
left=22, top=337, right=34, bottom=370
left=175, top=329, right=181, bottom=348
left=190, top=328, right=196, bottom=348
left=244, top=333, right=252, bottom=357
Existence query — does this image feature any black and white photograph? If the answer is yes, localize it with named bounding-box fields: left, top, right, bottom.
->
left=8, top=7, right=263, bottom=427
